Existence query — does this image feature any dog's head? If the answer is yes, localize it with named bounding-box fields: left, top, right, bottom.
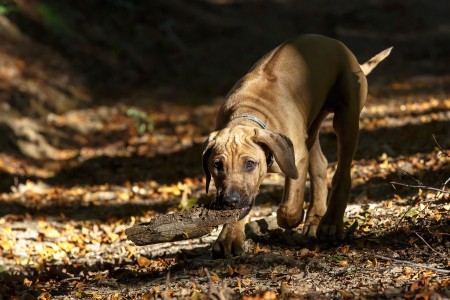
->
left=202, top=125, right=298, bottom=209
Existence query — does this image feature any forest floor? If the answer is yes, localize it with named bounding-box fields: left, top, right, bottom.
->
left=0, top=76, right=449, bottom=299
left=0, top=0, right=449, bottom=299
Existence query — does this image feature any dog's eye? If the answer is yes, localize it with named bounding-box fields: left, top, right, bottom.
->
left=244, top=160, right=257, bottom=171
left=213, top=161, right=223, bottom=173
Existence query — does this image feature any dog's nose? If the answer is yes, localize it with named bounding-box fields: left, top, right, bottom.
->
left=224, top=190, right=241, bottom=208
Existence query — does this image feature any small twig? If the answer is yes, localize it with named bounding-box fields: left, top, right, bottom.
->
left=166, top=270, right=171, bottom=288
left=413, top=244, right=431, bottom=257
left=414, top=232, right=447, bottom=259
left=401, top=168, right=424, bottom=186
left=162, top=271, right=172, bottom=300
left=59, top=277, right=81, bottom=283
left=433, top=134, right=450, bottom=158
left=390, top=181, right=449, bottom=194
left=204, top=268, right=212, bottom=284
left=443, top=177, right=450, bottom=190
left=432, top=134, right=450, bottom=191
left=204, top=268, right=223, bottom=300
left=375, top=255, right=450, bottom=274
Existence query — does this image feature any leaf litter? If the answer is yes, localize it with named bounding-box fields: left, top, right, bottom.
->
left=0, top=87, right=449, bottom=299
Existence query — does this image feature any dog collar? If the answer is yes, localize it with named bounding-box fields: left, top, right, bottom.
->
left=232, top=114, right=274, bottom=168
left=233, top=114, right=268, bottom=130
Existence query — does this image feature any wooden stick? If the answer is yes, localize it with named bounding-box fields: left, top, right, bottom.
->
left=414, top=232, right=447, bottom=259
left=374, top=255, right=450, bottom=274
left=433, top=134, right=450, bottom=158
left=390, top=181, right=449, bottom=194
left=126, top=205, right=250, bottom=245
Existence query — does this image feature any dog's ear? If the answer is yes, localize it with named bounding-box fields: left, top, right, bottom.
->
left=253, top=129, right=299, bottom=179
left=202, top=131, right=219, bottom=193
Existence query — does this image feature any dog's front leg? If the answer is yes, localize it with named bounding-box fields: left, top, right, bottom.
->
left=303, top=136, right=328, bottom=237
left=212, top=217, right=248, bottom=258
left=277, top=150, right=309, bottom=229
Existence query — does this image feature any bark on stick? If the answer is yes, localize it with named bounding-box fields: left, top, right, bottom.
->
left=126, top=205, right=249, bottom=245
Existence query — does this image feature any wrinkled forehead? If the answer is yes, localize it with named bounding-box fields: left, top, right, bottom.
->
left=212, top=127, right=261, bottom=156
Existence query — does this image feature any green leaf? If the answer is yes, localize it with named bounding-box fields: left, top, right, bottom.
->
left=329, top=255, right=346, bottom=261
left=0, top=5, right=8, bottom=14
left=404, top=209, right=419, bottom=218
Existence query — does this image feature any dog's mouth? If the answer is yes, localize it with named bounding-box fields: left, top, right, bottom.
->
left=237, top=205, right=252, bottom=219
left=212, top=191, right=253, bottom=210
left=207, top=200, right=252, bottom=221
left=211, top=199, right=253, bottom=210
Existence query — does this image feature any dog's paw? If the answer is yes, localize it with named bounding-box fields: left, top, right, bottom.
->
left=211, top=224, right=245, bottom=258
left=276, top=205, right=304, bottom=229
left=212, top=236, right=244, bottom=259
left=316, top=214, right=345, bottom=242
left=302, top=214, right=322, bottom=237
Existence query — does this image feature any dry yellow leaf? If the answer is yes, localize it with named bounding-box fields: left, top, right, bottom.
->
left=23, top=277, right=33, bottom=287
left=209, top=271, right=220, bottom=282
left=38, top=292, right=51, bottom=300
left=441, top=279, right=450, bottom=287
left=241, top=278, right=252, bottom=286
left=110, top=293, right=119, bottom=300
left=341, top=245, right=350, bottom=254
left=243, top=291, right=277, bottom=300
left=58, top=242, right=75, bottom=252
left=137, top=256, right=152, bottom=267
left=338, top=260, right=349, bottom=267
left=254, top=243, right=263, bottom=254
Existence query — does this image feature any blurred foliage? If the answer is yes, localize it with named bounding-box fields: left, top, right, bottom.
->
left=36, top=4, right=69, bottom=35
left=0, top=0, right=18, bottom=15
left=127, top=107, right=154, bottom=134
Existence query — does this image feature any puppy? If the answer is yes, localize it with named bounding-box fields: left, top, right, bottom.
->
left=202, top=34, right=392, bottom=257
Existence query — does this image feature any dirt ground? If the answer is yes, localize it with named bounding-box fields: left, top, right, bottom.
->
left=0, top=0, right=449, bottom=299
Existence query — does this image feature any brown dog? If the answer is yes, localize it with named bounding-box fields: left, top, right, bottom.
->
left=202, top=34, right=392, bottom=258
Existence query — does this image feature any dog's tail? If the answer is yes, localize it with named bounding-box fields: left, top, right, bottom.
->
left=360, top=46, right=393, bottom=76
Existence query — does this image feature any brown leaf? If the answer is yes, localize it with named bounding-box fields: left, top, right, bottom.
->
left=340, top=245, right=350, bottom=254
left=236, top=264, right=251, bottom=276
left=209, top=271, right=220, bottom=282
left=137, top=256, right=152, bottom=267
left=226, top=265, right=235, bottom=276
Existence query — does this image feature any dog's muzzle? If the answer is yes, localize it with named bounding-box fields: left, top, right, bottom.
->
left=215, top=190, right=250, bottom=210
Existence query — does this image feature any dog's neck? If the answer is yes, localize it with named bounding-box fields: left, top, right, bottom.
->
left=231, top=114, right=268, bottom=130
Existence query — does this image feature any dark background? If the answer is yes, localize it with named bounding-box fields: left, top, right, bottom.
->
left=2, top=0, right=449, bottom=108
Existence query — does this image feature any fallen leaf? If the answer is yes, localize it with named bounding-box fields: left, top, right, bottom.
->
left=137, top=256, right=152, bottom=267
left=209, top=271, right=220, bottom=282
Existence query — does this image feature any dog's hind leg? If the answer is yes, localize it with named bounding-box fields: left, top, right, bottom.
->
left=303, top=136, right=328, bottom=237
left=317, top=71, right=367, bottom=241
